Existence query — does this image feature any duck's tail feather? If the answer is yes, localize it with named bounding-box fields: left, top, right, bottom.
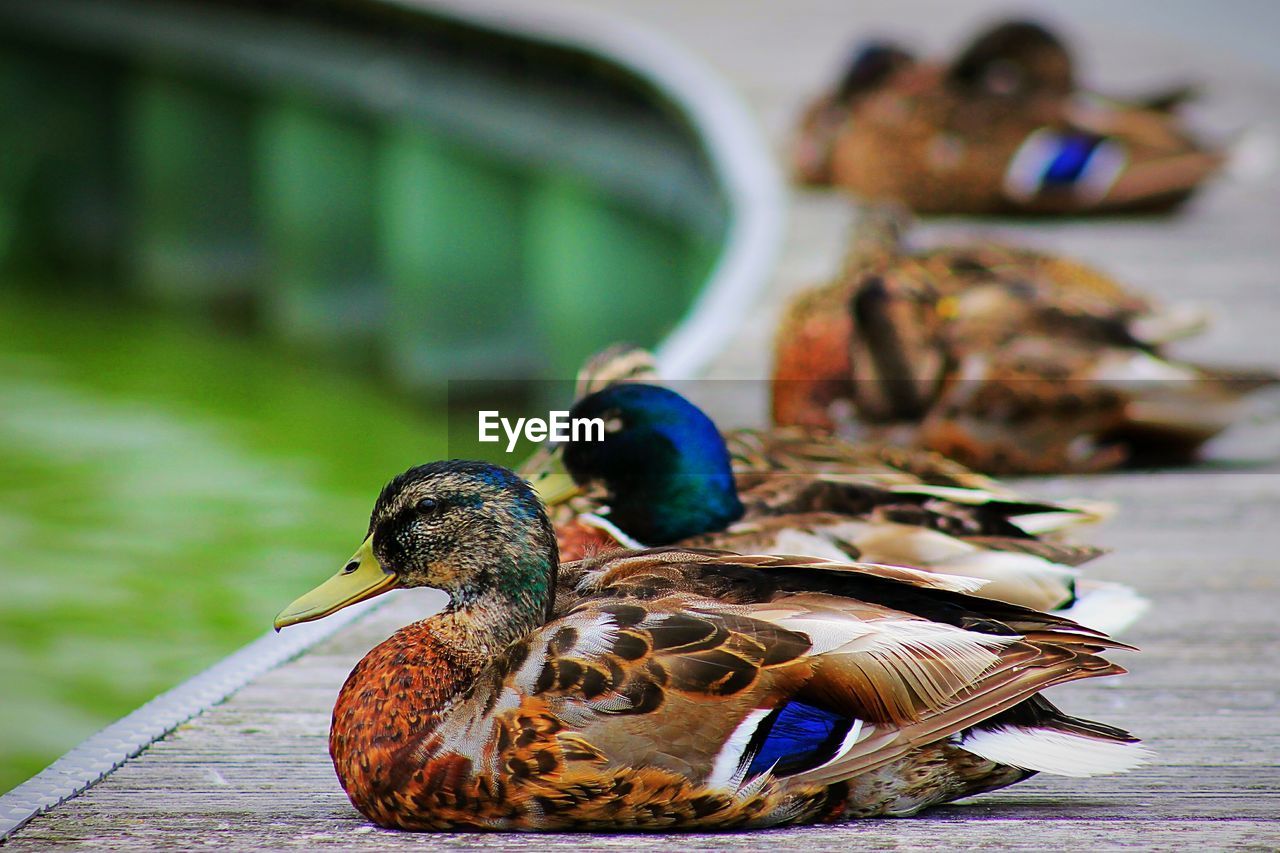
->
left=960, top=535, right=1104, bottom=568
left=1192, top=363, right=1280, bottom=394
left=1056, top=579, right=1150, bottom=636
left=1007, top=501, right=1117, bottom=534
left=1093, top=350, right=1278, bottom=458
left=956, top=720, right=1148, bottom=777
left=955, top=695, right=1148, bottom=778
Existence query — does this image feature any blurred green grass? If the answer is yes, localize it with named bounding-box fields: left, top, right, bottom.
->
left=0, top=287, right=450, bottom=793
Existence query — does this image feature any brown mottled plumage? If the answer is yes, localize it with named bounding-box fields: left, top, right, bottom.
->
left=278, top=462, right=1144, bottom=831
left=773, top=210, right=1278, bottom=473
left=561, top=343, right=1089, bottom=496
left=793, top=19, right=1222, bottom=214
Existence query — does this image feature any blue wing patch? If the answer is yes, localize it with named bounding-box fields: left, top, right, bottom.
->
left=1004, top=128, right=1127, bottom=203
left=744, top=701, right=856, bottom=779
left=1042, top=133, right=1104, bottom=185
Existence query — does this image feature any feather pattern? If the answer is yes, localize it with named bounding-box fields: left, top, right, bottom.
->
left=291, top=462, right=1143, bottom=831
left=773, top=211, right=1278, bottom=473
left=524, top=363, right=1141, bottom=632
left=955, top=724, right=1150, bottom=777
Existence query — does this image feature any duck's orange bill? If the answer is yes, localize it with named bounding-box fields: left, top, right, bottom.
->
left=273, top=534, right=398, bottom=630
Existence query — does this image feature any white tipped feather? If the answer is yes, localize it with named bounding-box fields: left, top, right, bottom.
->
left=1056, top=580, right=1151, bottom=636
left=888, top=484, right=1010, bottom=505
left=707, top=708, right=773, bottom=790
left=1096, top=350, right=1199, bottom=384
left=770, top=528, right=859, bottom=562
left=1011, top=505, right=1110, bottom=535
left=565, top=612, right=621, bottom=658
left=1126, top=397, right=1239, bottom=438
left=755, top=559, right=991, bottom=595
left=811, top=718, right=865, bottom=773
left=956, top=725, right=1150, bottom=777
left=847, top=522, right=977, bottom=565
left=835, top=525, right=1080, bottom=612
left=946, top=550, right=1075, bottom=581
left=887, top=485, right=1111, bottom=534
left=578, top=512, right=647, bottom=549
left=769, top=612, right=1014, bottom=706
left=1036, top=499, right=1117, bottom=526
left=1128, top=302, right=1209, bottom=346
left=1002, top=511, right=1085, bottom=535
left=941, top=551, right=1078, bottom=612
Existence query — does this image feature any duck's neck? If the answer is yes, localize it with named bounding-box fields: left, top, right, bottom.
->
left=422, top=535, right=559, bottom=673
left=429, top=590, right=547, bottom=661
left=330, top=543, right=556, bottom=823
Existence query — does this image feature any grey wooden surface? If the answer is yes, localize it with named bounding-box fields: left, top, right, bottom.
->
left=9, top=0, right=1280, bottom=848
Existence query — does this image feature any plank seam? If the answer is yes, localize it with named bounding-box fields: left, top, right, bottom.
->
left=0, top=599, right=381, bottom=839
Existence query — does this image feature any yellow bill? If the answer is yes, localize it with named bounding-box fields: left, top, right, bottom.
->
left=274, top=534, right=398, bottom=630
left=521, top=443, right=583, bottom=507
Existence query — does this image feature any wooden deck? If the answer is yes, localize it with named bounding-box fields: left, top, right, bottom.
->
left=6, top=0, right=1280, bottom=848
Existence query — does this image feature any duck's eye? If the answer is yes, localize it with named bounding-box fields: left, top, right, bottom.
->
left=415, top=497, right=441, bottom=515
left=602, top=409, right=625, bottom=434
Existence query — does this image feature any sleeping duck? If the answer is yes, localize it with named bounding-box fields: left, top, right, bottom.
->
left=526, top=379, right=1145, bottom=635
left=773, top=210, right=1278, bottom=473
left=793, top=19, right=1223, bottom=214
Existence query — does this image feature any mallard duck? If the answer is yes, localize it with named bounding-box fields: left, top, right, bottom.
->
left=274, top=460, right=1144, bottom=831
left=563, top=343, right=1104, bottom=502
left=793, top=19, right=1223, bottom=214
left=773, top=210, right=1279, bottom=473
left=528, top=381, right=1145, bottom=634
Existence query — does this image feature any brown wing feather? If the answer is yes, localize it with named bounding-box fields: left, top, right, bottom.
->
left=504, top=551, right=1130, bottom=793
left=725, top=426, right=1006, bottom=493
left=789, top=629, right=1126, bottom=786
left=960, top=535, right=1103, bottom=566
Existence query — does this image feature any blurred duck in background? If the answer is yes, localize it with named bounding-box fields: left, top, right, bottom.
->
left=772, top=209, right=1279, bottom=474
left=525, top=347, right=1145, bottom=635
left=792, top=19, right=1223, bottom=214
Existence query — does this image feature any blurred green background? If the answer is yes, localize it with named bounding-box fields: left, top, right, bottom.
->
left=0, top=1, right=730, bottom=792
left=0, top=287, right=448, bottom=791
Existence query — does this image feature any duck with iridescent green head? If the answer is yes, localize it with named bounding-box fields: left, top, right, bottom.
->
left=275, top=459, right=1144, bottom=831
left=527, top=381, right=1146, bottom=635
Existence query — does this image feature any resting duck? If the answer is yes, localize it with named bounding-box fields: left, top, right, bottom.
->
left=793, top=19, right=1223, bottom=214
left=773, top=211, right=1279, bottom=473
left=274, top=460, right=1144, bottom=831
left=528, top=382, right=1145, bottom=634
left=561, top=343, right=1103, bottom=500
